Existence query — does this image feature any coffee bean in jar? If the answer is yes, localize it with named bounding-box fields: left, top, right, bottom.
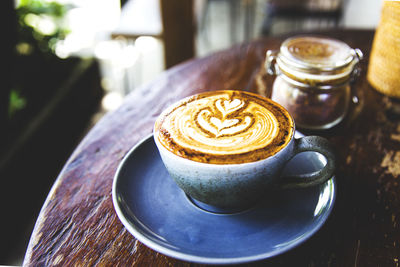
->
left=266, top=36, right=363, bottom=130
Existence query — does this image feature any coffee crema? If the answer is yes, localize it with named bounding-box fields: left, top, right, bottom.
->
left=154, top=90, right=294, bottom=164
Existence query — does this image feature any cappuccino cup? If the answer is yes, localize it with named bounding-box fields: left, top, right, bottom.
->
left=154, top=90, right=336, bottom=210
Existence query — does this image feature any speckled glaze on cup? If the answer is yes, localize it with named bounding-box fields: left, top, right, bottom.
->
left=154, top=91, right=336, bottom=210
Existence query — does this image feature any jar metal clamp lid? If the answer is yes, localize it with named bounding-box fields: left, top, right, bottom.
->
left=266, top=36, right=363, bottom=88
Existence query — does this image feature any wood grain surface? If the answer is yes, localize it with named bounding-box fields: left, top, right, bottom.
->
left=24, top=30, right=400, bottom=266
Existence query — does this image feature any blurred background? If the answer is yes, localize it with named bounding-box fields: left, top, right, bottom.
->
left=1, top=0, right=381, bottom=265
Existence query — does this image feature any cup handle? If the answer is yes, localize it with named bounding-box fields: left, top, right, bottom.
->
left=281, top=136, right=336, bottom=188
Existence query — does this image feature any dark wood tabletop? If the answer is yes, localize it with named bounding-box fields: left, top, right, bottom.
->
left=23, top=29, right=400, bottom=266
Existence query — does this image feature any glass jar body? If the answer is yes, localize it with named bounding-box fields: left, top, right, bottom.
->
left=271, top=75, right=351, bottom=130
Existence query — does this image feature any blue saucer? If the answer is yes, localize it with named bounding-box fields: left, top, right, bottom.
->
left=112, top=134, right=336, bottom=265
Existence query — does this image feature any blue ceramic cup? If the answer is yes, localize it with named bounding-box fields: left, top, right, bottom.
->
left=154, top=91, right=336, bottom=211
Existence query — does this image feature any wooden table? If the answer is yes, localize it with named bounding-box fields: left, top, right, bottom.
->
left=24, top=29, right=400, bottom=266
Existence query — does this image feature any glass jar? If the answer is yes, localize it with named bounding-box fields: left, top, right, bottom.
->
left=266, top=36, right=363, bottom=130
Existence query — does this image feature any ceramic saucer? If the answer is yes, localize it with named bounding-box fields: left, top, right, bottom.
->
left=112, top=134, right=336, bottom=265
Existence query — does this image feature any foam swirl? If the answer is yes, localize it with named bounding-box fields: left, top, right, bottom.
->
left=155, top=91, right=294, bottom=164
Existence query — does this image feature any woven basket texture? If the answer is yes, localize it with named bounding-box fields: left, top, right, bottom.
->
left=367, top=1, right=400, bottom=98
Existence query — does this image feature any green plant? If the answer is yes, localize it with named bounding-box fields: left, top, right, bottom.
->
left=16, top=0, right=71, bottom=54
left=8, top=88, right=26, bottom=118
left=10, top=0, right=73, bottom=119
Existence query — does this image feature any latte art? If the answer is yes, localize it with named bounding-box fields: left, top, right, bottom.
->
left=197, top=98, right=254, bottom=137
left=155, top=91, right=294, bottom=164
